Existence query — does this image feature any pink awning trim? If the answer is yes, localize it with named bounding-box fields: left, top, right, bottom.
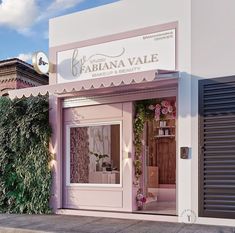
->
left=8, top=70, right=178, bottom=99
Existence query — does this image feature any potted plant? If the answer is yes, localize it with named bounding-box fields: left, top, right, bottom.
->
left=136, top=189, right=146, bottom=210
left=90, top=151, right=109, bottom=171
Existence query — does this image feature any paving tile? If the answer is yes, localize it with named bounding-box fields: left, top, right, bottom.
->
left=6, top=216, right=97, bottom=232
left=0, top=214, right=19, bottom=221
left=28, top=215, right=101, bottom=233
left=0, top=215, right=98, bottom=233
left=120, top=220, right=184, bottom=233
left=0, top=215, right=234, bottom=233
left=178, top=223, right=234, bottom=233
left=0, top=227, right=48, bottom=233
left=69, top=217, right=140, bottom=233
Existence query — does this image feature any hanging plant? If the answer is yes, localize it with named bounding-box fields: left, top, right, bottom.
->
left=133, top=103, right=145, bottom=184
left=133, top=99, right=158, bottom=185
left=133, top=100, right=151, bottom=210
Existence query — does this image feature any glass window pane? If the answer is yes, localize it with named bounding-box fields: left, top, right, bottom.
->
left=70, top=124, right=120, bottom=184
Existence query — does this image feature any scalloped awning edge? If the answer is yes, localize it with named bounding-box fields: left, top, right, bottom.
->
left=8, top=70, right=178, bottom=99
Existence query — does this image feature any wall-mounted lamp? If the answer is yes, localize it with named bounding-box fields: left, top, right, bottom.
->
left=124, top=151, right=132, bottom=159
left=51, top=153, right=56, bottom=160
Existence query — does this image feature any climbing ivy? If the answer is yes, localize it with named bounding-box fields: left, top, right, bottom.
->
left=0, top=96, right=52, bottom=214
left=133, top=104, right=145, bottom=183
left=133, top=99, right=155, bottom=185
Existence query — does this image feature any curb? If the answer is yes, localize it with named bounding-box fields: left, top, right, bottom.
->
left=0, top=227, right=52, bottom=233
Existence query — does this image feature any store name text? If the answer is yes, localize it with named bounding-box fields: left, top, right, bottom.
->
left=71, top=48, right=158, bottom=77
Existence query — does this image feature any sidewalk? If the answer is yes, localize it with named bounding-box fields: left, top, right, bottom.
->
left=0, top=214, right=233, bottom=233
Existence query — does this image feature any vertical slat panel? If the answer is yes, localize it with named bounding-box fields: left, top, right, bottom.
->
left=199, top=76, right=235, bottom=219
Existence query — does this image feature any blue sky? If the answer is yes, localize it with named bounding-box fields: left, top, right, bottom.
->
left=0, top=0, right=119, bottom=62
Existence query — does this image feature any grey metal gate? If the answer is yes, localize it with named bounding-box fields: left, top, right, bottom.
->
left=199, top=76, right=235, bottom=219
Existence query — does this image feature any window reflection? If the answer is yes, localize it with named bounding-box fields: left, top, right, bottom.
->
left=70, top=124, right=120, bottom=184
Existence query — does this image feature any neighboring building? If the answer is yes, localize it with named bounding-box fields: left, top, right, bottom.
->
left=9, top=0, right=235, bottom=227
left=0, top=58, right=48, bottom=96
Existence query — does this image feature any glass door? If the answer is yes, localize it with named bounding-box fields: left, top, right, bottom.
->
left=137, top=98, right=177, bottom=215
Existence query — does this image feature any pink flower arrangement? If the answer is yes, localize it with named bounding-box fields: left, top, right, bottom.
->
left=168, top=105, right=173, bottom=113
left=149, top=100, right=176, bottom=120
left=136, top=192, right=146, bottom=210
left=148, top=105, right=155, bottom=110
left=161, top=100, right=170, bottom=108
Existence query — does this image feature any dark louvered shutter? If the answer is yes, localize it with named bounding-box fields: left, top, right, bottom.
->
left=199, top=76, right=235, bottom=219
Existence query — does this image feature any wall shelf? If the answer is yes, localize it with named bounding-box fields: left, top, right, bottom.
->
left=154, top=135, right=175, bottom=139
left=156, top=126, right=175, bottom=129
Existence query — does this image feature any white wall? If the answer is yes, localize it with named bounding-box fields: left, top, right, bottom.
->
left=192, top=0, right=235, bottom=78
left=191, top=0, right=235, bottom=226
left=49, top=0, right=191, bottom=72
left=49, top=0, right=192, bottom=221
left=50, top=0, right=191, bottom=75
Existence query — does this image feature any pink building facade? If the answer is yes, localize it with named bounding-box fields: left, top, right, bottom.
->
left=10, top=0, right=235, bottom=226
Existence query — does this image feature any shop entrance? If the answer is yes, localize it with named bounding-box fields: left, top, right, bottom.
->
left=137, top=97, right=177, bottom=215
left=61, top=84, right=178, bottom=214
left=62, top=102, right=133, bottom=211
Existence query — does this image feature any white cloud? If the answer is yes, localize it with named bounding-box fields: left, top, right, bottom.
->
left=0, top=0, right=38, bottom=32
left=38, top=0, right=85, bottom=21
left=17, top=53, right=32, bottom=63
left=0, top=0, right=85, bottom=35
left=48, top=0, right=84, bottom=11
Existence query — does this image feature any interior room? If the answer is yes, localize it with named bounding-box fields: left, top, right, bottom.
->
left=137, top=97, right=176, bottom=215
left=69, top=124, right=120, bottom=185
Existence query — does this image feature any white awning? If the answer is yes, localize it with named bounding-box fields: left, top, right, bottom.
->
left=9, top=69, right=179, bottom=99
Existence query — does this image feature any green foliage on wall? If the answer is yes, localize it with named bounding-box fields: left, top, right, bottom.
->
left=133, top=99, right=156, bottom=184
left=0, top=96, right=52, bottom=214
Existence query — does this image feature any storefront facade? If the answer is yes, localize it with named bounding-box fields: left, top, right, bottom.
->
left=9, top=0, right=235, bottom=226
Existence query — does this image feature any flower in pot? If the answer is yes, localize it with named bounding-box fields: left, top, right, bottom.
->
left=136, top=189, right=146, bottom=210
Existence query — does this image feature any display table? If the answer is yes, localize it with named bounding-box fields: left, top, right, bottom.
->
left=89, top=171, right=120, bottom=184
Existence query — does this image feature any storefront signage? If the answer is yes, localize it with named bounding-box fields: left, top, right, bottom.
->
left=57, top=29, right=176, bottom=83
left=32, top=51, right=49, bottom=75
